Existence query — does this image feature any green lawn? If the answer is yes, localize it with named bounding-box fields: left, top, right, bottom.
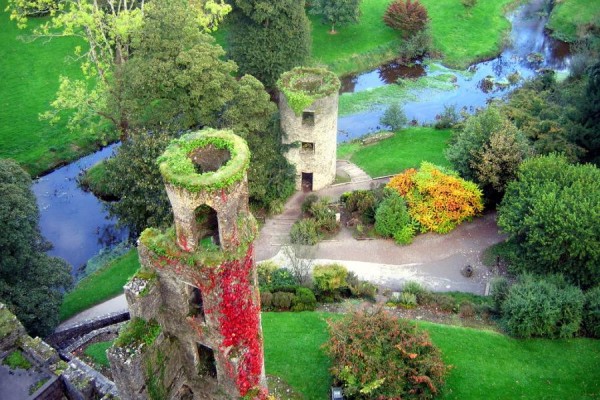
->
left=84, top=341, right=113, bottom=368
left=338, top=127, right=452, bottom=177
left=262, top=312, right=600, bottom=400
left=0, top=0, right=110, bottom=177
left=547, top=0, right=600, bottom=42
left=311, top=0, right=518, bottom=74
left=60, top=249, right=140, bottom=321
left=262, top=312, right=333, bottom=400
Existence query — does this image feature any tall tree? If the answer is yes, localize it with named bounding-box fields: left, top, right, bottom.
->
left=0, top=159, right=72, bottom=337
left=228, top=0, right=311, bottom=87
left=309, top=0, right=362, bottom=34
left=6, top=0, right=232, bottom=141
left=497, top=155, right=600, bottom=288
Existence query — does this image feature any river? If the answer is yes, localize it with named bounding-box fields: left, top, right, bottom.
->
left=32, top=0, right=570, bottom=273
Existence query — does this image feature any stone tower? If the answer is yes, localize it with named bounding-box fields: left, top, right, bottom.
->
left=108, top=129, right=267, bottom=399
left=278, top=67, right=341, bottom=191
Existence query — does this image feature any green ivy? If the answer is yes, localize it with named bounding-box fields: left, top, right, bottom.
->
left=139, top=213, right=258, bottom=270
left=157, top=129, right=250, bottom=193
left=277, top=67, right=341, bottom=115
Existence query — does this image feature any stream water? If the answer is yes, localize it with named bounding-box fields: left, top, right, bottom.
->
left=337, top=0, right=571, bottom=141
left=33, top=144, right=128, bottom=274
left=33, top=0, right=571, bottom=272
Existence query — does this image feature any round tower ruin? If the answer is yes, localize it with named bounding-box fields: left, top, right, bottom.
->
left=109, top=129, right=267, bottom=399
left=278, top=67, right=341, bottom=191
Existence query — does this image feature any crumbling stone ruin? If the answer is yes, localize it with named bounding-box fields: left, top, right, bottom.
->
left=278, top=67, right=341, bottom=191
left=108, top=129, right=267, bottom=399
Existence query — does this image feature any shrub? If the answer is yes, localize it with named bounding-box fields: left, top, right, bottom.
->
left=313, top=263, right=349, bottom=296
left=310, top=199, right=338, bottom=233
left=459, top=301, right=476, bottom=318
left=290, top=219, right=320, bottom=245
left=403, top=281, right=426, bottom=297
left=272, top=292, right=296, bottom=311
left=399, top=292, right=418, bottom=308
left=490, top=276, right=510, bottom=313
left=375, top=190, right=414, bottom=244
left=432, top=294, right=458, bottom=313
left=325, top=309, right=448, bottom=399
left=501, top=275, right=584, bottom=339
left=383, top=0, right=429, bottom=39
left=292, top=287, right=317, bottom=311
left=434, top=104, right=460, bottom=129
left=380, top=103, right=407, bottom=131
left=257, top=261, right=279, bottom=288
left=269, top=268, right=298, bottom=288
left=345, top=190, right=378, bottom=223
left=582, top=286, right=600, bottom=338
left=397, top=28, right=432, bottom=63
left=387, top=162, right=484, bottom=234
left=301, top=194, right=319, bottom=215
left=260, top=291, right=273, bottom=310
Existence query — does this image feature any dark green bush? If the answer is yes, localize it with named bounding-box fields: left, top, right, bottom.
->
left=434, top=104, right=460, bottom=129
left=375, top=191, right=414, bottom=244
left=490, top=276, right=510, bottom=313
left=260, top=291, right=273, bottom=310
left=272, top=292, right=296, bottom=311
left=292, top=287, right=317, bottom=311
left=501, top=275, right=584, bottom=339
left=290, top=219, right=320, bottom=245
left=380, top=103, right=407, bottom=131
left=325, top=309, right=448, bottom=399
left=269, top=268, right=298, bottom=288
left=582, top=286, right=600, bottom=338
left=397, top=28, right=432, bottom=63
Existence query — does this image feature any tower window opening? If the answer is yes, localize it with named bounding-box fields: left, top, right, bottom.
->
left=302, top=111, right=315, bottom=126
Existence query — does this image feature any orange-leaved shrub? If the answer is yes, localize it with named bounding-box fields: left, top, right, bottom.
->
left=387, top=162, right=483, bottom=233
left=324, top=309, right=448, bottom=399
left=383, top=0, right=429, bottom=39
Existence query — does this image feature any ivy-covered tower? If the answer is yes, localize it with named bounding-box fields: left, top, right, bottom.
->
left=278, top=67, right=341, bottom=191
left=108, top=129, right=267, bottom=399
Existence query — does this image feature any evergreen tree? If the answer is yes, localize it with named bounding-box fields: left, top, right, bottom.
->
left=228, top=0, right=311, bottom=87
left=0, top=159, right=71, bottom=337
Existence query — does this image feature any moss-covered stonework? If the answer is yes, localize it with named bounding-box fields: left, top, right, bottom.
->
left=279, top=67, right=340, bottom=191
left=110, top=131, right=267, bottom=399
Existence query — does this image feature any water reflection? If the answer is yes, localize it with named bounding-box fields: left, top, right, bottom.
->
left=337, top=0, right=571, bottom=141
left=33, top=144, right=128, bottom=274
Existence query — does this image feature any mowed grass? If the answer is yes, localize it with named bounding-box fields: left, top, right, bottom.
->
left=262, top=312, right=600, bottom=400
left=338, top=127, right=452, bottom=177
left=311, top=0, right=518, bottom=74
left=262, top=312, right=332, bottom=400
left=60, top=249, right=140, bottom=321
left=547, top=0, right=600, bottom=42
left=0, top=0, right=110, bottom=176
left=84, top=341, right=113, bottom=368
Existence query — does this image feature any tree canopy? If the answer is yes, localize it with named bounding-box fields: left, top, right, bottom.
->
left=310, top=0, right=362, bottom=33
left=0, top=159, right=71, bottom=337
left=497, top=155, right=600, bottom=288
left=228, top=0, right=312, bottom=87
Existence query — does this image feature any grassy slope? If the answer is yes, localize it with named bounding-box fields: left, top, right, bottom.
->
left=338, top=127, right=452, bottom=177
left=0, top=0, right=108, bottom=176
left=547, top=0, right=600, bottom=42
left=262, top=312, right=600, bottom=400
left=60, top=249, right=140, bottom=321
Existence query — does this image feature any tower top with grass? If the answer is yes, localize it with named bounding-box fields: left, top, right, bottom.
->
left=157, top=128, right=251, bottom=252
left=278, top=67, right=341, bottom=191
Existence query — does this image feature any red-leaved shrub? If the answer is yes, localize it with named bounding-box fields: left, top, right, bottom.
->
left=324, top=309, right=448, bottom=399
left=383, top=0, right=429, bottom=38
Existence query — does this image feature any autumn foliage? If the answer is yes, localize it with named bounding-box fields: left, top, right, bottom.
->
left=324, top=309, right=448, bottom=399
left=387, top=163, right=483, bottom=233
left=383, top=0, right=429, bottom=38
